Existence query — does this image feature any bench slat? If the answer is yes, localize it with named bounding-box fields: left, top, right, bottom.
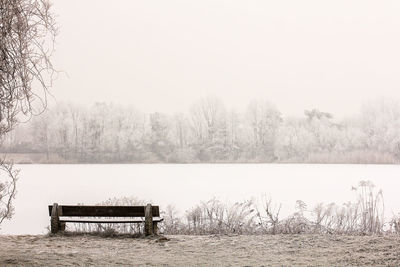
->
left=48, top=205, right=160, bottom=217
left=59, top=217, right=164, bottom=224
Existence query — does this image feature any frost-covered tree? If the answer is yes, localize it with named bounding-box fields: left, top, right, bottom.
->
left=148, top=112, right=173, bottom=162
left=275, top=117, right=314, bottom=161
left=304, top=109, right=343, bottom=154
left=225, top=109, right=243, bottom=161
left=189, top=97, right=228, bottom=161
left=360, top=99, right=400, bottom=158
left=170, top=113, right=196, bottom=162
left=245, top=100, right=282, bottom=161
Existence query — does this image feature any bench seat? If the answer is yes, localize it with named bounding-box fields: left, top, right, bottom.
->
left=59, top=217, right=164, bottom=224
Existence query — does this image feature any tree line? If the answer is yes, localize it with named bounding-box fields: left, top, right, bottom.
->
left=1, top=98, right=400, bottom=163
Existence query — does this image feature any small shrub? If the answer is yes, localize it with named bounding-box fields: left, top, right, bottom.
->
left=70, top=197, right=147, bottom=235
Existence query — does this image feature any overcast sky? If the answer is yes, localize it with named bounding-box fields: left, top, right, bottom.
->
left=50, top=0, right=400, bottom=117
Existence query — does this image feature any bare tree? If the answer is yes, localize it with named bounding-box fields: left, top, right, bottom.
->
left=0, top=0, right=56, bottom=226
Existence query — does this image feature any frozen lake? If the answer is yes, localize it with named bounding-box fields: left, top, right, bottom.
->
left=1, top=164, right=400, bottom=235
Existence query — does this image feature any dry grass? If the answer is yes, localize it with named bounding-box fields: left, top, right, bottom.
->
left=1, top=234, right=400, bottom=266
left=160, top=180, right=390, bottom=235
left=61, top=180, right=396, bottom=236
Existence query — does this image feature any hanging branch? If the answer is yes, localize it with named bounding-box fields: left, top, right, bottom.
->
left=0, top=159, right=18, bottom=224
left=0, top=0, right=56, bottom=225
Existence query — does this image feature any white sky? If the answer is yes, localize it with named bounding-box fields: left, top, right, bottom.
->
left=50, top=0, right=400, bottom=117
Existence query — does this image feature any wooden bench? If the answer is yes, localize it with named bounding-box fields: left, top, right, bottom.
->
left=48, top=203, right=163, bottom=236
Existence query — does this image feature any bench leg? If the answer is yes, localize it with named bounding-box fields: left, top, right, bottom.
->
left=145, top=204, right=153, bottom=236
left=152, top=222, right=158, bottom=235
left=50, top=203, right=59, bottom=234
left=57, top=205, right=65, bottom=232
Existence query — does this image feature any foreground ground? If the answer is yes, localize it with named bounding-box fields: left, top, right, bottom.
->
left=1, top=234, right=400, bottom=266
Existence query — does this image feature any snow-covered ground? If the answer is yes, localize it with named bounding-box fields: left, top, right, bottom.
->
left=1, top=234, right=400, bottom=266
left=1, top=164, right=400, bottom=235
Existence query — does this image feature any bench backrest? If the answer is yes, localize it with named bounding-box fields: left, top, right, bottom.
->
left=48, top=205, right=160, bottom=217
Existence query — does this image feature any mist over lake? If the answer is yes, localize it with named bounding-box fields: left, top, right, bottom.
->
left=1, top=163, right=399, bottom=235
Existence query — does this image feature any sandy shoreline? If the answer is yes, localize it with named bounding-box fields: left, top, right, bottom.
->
left=1, top=234, right=400, bottom=266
